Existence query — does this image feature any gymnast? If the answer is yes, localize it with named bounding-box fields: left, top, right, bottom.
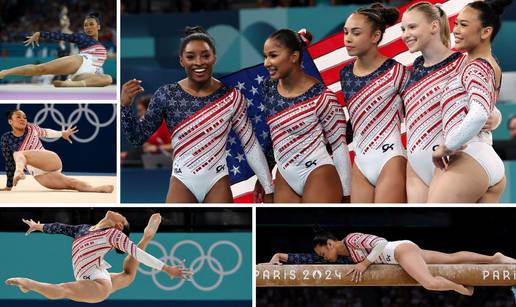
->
left=121, top=26, right=274, bottom=203
left=429, top=0, right=512, bottom=202
left=254, top=28, right=351, bottom=202
left=1, top=109, right=114, bottom=193
left=5, top=211, right=192, bottom=303
left=0, top=12, right=112, bottom=87
left=308, top=226, right=515, bottom=295
left=339, top=3, right=408, bottom=202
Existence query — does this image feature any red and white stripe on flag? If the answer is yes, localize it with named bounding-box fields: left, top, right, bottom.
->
left=307, top=0, right=474, bottom=100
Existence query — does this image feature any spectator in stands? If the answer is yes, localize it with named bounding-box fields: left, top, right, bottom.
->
left=509, top=115, right=516, bottom=140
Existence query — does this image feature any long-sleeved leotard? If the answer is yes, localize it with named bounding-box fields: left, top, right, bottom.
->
left=440, top=58, right=504, bottom=186
left=340, top=59, right=409, bottom=186
left=261, top=79, right=351, bottom=196
left=402, top=52, right=467, bottom=185
left=39, top=31, right=107, bottom=73
left=1, top=123, right=62, bottom=188
left=43, top=223, right=164, bottom=281
left=344, top=232, right=416, bottom=265
left=121, top=83, right=273, bottom=202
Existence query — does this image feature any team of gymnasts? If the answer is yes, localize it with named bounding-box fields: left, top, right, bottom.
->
left=121, top=0, right=513, bottom=203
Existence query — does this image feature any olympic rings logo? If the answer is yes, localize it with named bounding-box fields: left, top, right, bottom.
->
left=16, top=104, right=116, bottom=143
left=138, top=240, right=243, bottom=292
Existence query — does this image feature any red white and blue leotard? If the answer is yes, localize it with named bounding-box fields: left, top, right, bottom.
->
left=1, top=123, right=62, bottom=187
left=261, top=79, right=351, bottom=196
left=344, top=232, right=413, bottom=265
left=340, top=59, right=408, bottom=186
left=402, top=52, right=467, bottom=185
left=121, top=83, right=273, bottom=202
left=43, top=223, right=163, bottom=281
left=40, top=31, right=107, bottom=74
left=441, top=58, right=504, bottom=186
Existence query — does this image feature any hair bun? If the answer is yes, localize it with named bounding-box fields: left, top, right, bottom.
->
left=297, top=28, right=313, bottom=47
left=487, top=0, right=513, bottom=15
left=184, top=25, right=208, bottom=37
left=88, top=11, right=101, bottom=19
left=370, top=2, right=400, bottom=26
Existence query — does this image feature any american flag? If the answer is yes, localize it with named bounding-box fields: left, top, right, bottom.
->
left=222, top=0, right=471, bottom=197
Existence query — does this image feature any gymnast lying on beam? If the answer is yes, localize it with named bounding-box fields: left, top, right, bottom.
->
left=265, top=225, right=516, bottom=295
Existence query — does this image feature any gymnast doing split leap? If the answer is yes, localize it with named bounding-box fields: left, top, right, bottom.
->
left=0, top=12, right=112, bottom=87
left=1, top=109, right=114, bottom=193
left=6, top=211, right=192, bottom=303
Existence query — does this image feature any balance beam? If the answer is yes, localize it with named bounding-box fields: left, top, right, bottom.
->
left=256, top=264, right=516, bottom=287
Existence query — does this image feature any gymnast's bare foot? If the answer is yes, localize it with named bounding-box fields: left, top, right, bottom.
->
left=13, top=170, right=26, bottom=186
left=0, top=70, right=6, bottom=79
left=143, top=213, right=162, bottom=241
left=462, top=286, right=474, bottom=296
left=493, top=252, right=516, bottom=264
left=5, top=278, right=31, bottom=293
left=94, top=185, right=114, bottom=193
left=53, top=80, right=86, bottom=87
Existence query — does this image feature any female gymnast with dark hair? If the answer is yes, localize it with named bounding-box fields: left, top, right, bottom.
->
left=339, top=3, right=408, bottom=203
left=6, top=211, right=192, bottom=303
left=267, top=225, right=516, bottom=295
left=1, top=109, right=114, bottom=193
left=254, top=28, right=351, bottom=203
left=0, top=12, right=112, bottom=87
left=121, top=26, right=274, bottom=203
left=429, top=0, right=513, bottom=202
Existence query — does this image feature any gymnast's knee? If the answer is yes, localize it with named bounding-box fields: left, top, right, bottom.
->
left=420, top=278, right=441, bottom=291
left=13, top=151, right=26, bottom=162
left=34, top=64, right=49, bottom=75
left=100, top=75, right=112, bottom=86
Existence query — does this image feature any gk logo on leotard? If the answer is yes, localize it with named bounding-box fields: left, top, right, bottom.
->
left=382, top=144, right=394, bottom=153
left=138, top=240, right=243, bottom=292
left=305, top=160, right=317, bottom=168
left=174, top=167, right=182, bottom=174
left=216, top=165, right=225, bottom=173
left=16, top=103, right=116, bottom=143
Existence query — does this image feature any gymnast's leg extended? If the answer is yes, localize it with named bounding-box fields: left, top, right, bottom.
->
left=53, top=73, right=113, bottom=87
left=395, top=243, right=474, bottom=296
left=110, top=213, right=162, bottom=292
left=13, top=150, right=113, bottom=193
left=0, top=55, right=83, bottom=79
left=5, top=277, right=112, bottom=303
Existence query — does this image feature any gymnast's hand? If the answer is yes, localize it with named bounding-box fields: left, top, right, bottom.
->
left=482, top=108, right=501, bottom=132
left=121, top=79, right=145, bottom=107
left=24, top=32, right=40, bottom=48
left=346, top=260, right=371, bottom=283
left=62, top=126, right=78, bottom=144
left=22, top=219, right=44, bottom=235
left=162, top=259, right=193, bottom=280
left=253, top=181, right=273, bottom=203
left=268, top=253, right=288, bottom=265
left=432, top=144, right=467, bottom=170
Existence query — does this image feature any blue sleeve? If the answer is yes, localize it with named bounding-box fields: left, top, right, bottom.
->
left=121, top=86, right=169, bottom=146
left=39, top=32, right=95, bottom=49
left=257, top=83, right=275, bottom=168
left=1, top=135, right=14, bottom=188
left=42, top=223, right=87, bottom=238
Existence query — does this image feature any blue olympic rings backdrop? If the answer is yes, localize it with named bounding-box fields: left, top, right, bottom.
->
left=0, top=104, right=116, bottom=174
left=0, top=232, right=251, bottom=301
